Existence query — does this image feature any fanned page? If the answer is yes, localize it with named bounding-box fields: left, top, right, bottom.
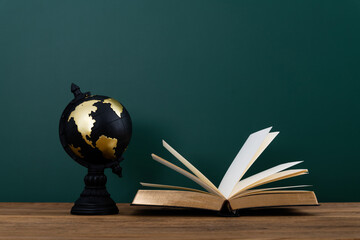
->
left=243, top=132, right=279, bottom=174
left=229, top=161, right=303, bottom=197
left=243, top=169, right=308, bottom=190
left=162, top=140, right=223, bottom=197
left=230, top=169, right=309, bottom=199
left=218, top=127, right=273, bottom=198
left=151, top=154, right=223, bottom=197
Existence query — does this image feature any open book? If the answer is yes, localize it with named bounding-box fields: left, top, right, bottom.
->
left=132, top=127, right=318, bottom=216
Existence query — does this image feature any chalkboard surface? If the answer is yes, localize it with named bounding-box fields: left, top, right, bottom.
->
left=0, top=0, right=359, bottom=202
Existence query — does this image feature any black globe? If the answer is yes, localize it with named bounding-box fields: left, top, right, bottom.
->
left=59, top=84, right=132, bottom=167
left=59, top=84, right=132, bottom=215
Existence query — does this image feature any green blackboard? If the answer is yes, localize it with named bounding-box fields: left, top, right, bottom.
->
left=0, top=0, right=359, bottom=203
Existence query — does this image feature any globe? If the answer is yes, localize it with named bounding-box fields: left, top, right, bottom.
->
left=59, top=84, right=132, bottom=167
left=59, top=83, right=132, bottom=215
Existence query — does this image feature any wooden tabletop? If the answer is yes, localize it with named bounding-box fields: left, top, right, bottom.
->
left=0, top=203, right=359, bottom=239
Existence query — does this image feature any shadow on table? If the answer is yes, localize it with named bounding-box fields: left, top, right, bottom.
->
left=130, top=206, right=314, bottom=217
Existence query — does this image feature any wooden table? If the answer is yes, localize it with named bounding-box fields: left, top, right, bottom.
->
left=0, top=203, right=359, bottom=239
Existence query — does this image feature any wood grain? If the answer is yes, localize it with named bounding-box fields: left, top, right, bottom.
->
left=0, top=202, right=359, bottom=239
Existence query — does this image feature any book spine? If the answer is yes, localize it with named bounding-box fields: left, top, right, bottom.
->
left=218, top=200, right=240, bottom=217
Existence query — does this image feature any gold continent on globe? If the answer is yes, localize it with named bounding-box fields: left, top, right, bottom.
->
left=67, top=98, right=123, bottom=160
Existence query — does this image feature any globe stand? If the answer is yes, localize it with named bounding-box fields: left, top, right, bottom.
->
left=71, top=165, right=119, bottom=215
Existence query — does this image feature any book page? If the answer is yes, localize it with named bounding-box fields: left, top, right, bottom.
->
left=243, top=132, right=279, bottom=174
left=245, top=169, right=308, bottom=190
left=132, top=190, right=224, bottom=211
left=151, top=154, right=224, bottom=197
left=162, top=140, right=223, bottom=197
left=140, top=182, right=210, bottom=194
left=229, top=161, right=303, bottom=198
left=230, top=169, right=308, bottom=199
left=218, top=127, right=272, bottom=198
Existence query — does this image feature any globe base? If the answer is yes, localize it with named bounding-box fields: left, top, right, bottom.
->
left=70, top=167, right=119, bottom=215
left=71, top=200, right=119, bottom=215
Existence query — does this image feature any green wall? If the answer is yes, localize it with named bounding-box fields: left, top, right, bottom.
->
left=0, top=0, right=359, bottom=203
